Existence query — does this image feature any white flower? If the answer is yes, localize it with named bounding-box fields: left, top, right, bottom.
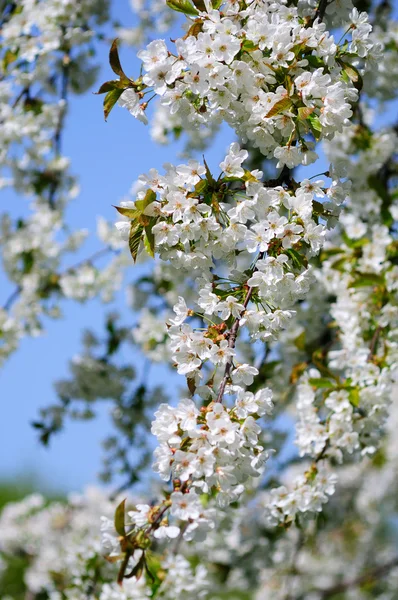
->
left=117, top=89, right=147, bottom=124
left=170, top=491, right=202, bottom=521
left=216, top=296, right=245, bottom=320
left=219, top=143, right=248, bottom=177
left=175, top=398, right=199, bottom=431
left=231, top=364, right=259, bottom=385
left=153, top=525, right=180, bottom=539
left=170, top=296, right=189, bottom=326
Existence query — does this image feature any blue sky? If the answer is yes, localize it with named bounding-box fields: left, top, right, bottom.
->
left=1, top=0, right=397, bottom=494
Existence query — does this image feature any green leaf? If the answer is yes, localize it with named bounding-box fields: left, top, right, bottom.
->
left=294, top=331, right=306, bottom=351
left=114, top=205, right=141, bottom=219
left=203, top=157, right=216, bottom=185
left=242, top=169, right=258, bottom=183
left=368, top=174, right=393, bottom=227
left=312, top=199, right=331, bottom=218
left=191, top=0, right=206, bottom=9
left=166, top=0, right=199, bottom=15
left=135, top=188, right=157, bottom=213
left=23, top=97, right=44, bottom=115
left=109, top=39, right=129, bottom=82
left=212, top=0, right=223, bottom=7
left=144, top=220, right=156, bottom=258
left=298, top=106, right=315, bottom=120
left=194, top=179, right=208, bottom=194
left=306, top=55, right=324, bottom=68
left=308, top=114, right=322, bottom=141
left=125, top=555, right=145, bottom=580
left=349, top=387, right=360, bottom=407
left=265, top=97, right=293, bottom=119
left=129, top=223, right=144, bottom=262
left=330, top=256, right=347, bottom=272
left=3, top=48, right=18, bottom=70
left=350, top=272, right=385, bottom=288
left=240, top=39, right=257, bottom=53
left=341, top=69, right=350, bottom=85
left=339, top=61, right=363, bottom=91
left=103, top=88, right=124, bottom=121
left=114, top=499, right=126, bottom=536
left=308, top=378, right=335, bottom=389
left=96, top=79, right=128, bottom=94
left=286, top=248, right=307, bottom=269
left=321, top=247, right=344, bottom=258
left=341, top=231, right=368, bottom=249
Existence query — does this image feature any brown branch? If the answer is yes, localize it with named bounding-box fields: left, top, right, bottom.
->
left=2, top=285, right=22, bottom=311
left=48, top=46, right=71, bottom=209
left=215, top=252, right=265, bottom=403
left=2, top=247, right=115, bottom=312
left=312, top=0, right=332, bottom=23
left=318, top=557, right=398, bottom=598
left=173, top=522, right=188, bottom=554
left=368, top=324, right=382, bottom=360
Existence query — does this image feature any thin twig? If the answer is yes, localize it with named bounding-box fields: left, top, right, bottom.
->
left=318, top=557, right=398, bottom=598
left=2, top=285, right=22, bottom=311
left=173, top=522, right=188, bottom=554
left=312, top=0, right=332, bottom=23
left=368, top=324, right=382, bottom=360
left=48, top=46, right=71, bottom=209
left=2, top=247, right=115, bottom=312
left=65, top=246, right=114, bottom=273
left=215, top=252, right=265, bottom=403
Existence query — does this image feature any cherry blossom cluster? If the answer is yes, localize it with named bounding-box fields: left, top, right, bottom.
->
left=152, top=389, right=272, bottom=503
left=98, top=0, right=389, bottom=577
left=114, top=3, right=376, bottom=168
left=0, top=487, right=208, bottom=600
left=3, top=408, right=398, bottom=600
left=260, top=119, right=398, bottom=526
left=107, top=132, right=351, bottom=564
left=0, top=1, right=132, bottom=365
left=256, top=406, right=398, bottom=598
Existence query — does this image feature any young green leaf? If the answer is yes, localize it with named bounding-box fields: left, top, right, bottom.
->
left=129, top=223, right=144, bottom=262
left=144, top=220, right=156, bottom=258
left=166, top=0, right=199, bottom=16
left=114, top=498, right=126, bottom=537
left=265, top=97, right=293, bottom=119
left=191, top=0, right=206, bottom=10
left=298, top=106, right=315, bottom=120
left=349, top=388, right=360, bottom=407
left=96, top=79, right=128, bottom=95
left=308, top=114, right=322, bottom=141
left=308, top=378, right=335, bottom=389
left=114, top=205, right=141, bottom=220
left=103, top=88, right=124, bottom=121
left=350, top=273, right=385, bottom=288
left=338, top=60, right=363, bottom=91
left=135, top=188, right=157, bottom=213
left=109, top=39, right=129, bottom=82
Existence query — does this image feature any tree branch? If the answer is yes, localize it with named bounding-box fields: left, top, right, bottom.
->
left=312, top=0, right=332, bottom=23
left=48, top=46, right=71, bottom=209
left=2, top=247, right=115, bottom=312
left=318, top=557, right=398, bottom=598
left=215, top=251, right=265, bottom=403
